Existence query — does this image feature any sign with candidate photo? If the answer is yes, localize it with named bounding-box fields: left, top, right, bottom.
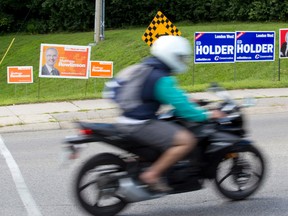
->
left=194, top=32, right=235, bottom=64
left=39, top=44, right=91, bottom=79
left=279, top=29, right=288, bottom=58
left=235, top=31, right=275, bottom=62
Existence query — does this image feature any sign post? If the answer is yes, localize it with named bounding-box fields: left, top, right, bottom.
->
left=0, top=38, right=15, bottom=66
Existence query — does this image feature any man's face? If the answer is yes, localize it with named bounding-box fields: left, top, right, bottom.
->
left=45, top=49, right=58, bottom=67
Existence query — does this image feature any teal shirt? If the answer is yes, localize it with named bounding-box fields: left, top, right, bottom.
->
left=155, top=76, right=209, bottom=122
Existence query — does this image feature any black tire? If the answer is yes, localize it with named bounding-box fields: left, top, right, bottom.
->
left=214, top=145, right=265, bottom=201
left=75, top=153, right=128, bottom=216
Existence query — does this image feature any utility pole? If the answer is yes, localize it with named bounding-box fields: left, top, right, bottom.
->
left=100, top=0, right=105, bottom=41
left=94, top=0, right=101, bottom=43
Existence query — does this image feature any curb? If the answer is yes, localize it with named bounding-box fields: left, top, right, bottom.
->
left=0, top=109, right=119, bottom=134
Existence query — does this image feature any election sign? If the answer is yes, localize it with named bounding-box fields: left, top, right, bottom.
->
left=235, top=31, right=275, bottom=62
left=90, top=61, right=113, bottom=78
left=39, top=44, right=91, bottom=79
left=7, top=66, right=33, bottom=83
left=194, top=32, right=235, bottom=64
left=279, top=29, right=288, bottom=58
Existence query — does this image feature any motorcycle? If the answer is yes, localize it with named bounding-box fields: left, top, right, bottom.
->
left=63, top=83, right=265, bottom=216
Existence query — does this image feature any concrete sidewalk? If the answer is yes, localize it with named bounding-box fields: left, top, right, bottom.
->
left=0, top=88, right=287, bottom=133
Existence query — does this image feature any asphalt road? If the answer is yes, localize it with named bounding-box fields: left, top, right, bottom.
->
left=1, top=112, right=288, bottom=216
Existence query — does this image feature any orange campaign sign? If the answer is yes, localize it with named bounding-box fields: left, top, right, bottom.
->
left=90, top=61, right=113, bottom=78
left=7, top=66, right=33, bottom=83
left=39, top=44, right=91, bottom=79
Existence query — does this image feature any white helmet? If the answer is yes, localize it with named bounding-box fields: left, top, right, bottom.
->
left=151, top=35, right=192, bottom=73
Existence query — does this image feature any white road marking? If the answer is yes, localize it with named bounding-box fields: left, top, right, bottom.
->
left=0, top=136, right=43, bottom=216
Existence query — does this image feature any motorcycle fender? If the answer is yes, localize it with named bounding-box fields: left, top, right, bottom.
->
left=204, top=139, right=253, bottom=178
left=208, top=131, right=240, bottom=145
left=65, top=135, right=102, bottom=144
left=206, top=139, right=252, bottom=154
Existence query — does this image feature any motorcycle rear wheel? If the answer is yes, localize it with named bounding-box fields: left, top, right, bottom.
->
left=214, top=145, right=265, bottom=201
left=74, top=153, right=128, bottom=216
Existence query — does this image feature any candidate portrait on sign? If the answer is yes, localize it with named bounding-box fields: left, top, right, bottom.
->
left=280, top=32, right=288, bottom=57
left=41, top=47, right=60, bottom=75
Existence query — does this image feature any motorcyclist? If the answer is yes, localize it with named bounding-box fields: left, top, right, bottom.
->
left=116, top=35, right=224, bottom=191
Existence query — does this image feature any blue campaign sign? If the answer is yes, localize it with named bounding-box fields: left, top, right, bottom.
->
left=194, top=32, right=235, bottom=64
left=235, top=31, right=275, bottom=62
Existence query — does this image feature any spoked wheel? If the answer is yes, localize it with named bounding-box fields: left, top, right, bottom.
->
left=214, top=145, right=265, bottom=200
left=75, top=153, right=128, bottom=216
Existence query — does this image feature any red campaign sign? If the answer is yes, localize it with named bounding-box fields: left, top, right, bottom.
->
left=279, top=29, right=288, bottom=58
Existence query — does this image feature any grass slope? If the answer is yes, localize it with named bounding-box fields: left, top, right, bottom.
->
left=0, top=22, right=288, bottom=105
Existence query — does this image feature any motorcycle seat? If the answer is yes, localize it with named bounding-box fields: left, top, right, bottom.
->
left=78, top=121, right=163, bottom=161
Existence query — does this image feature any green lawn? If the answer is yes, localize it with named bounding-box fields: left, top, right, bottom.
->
left=0, top=22, right=288, bottom=105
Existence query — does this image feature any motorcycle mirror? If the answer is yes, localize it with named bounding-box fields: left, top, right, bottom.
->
left=207, top=83, right=235, bottom=104
left=208, top=82, right=226, bottom=93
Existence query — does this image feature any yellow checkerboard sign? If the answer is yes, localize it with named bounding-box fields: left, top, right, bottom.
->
left=142, top=11, right=181, bottom=46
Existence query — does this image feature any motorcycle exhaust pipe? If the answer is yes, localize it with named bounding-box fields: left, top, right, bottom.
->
left=116, top=178, right=164, bottom=203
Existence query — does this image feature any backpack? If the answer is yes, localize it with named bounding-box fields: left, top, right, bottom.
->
left=103, top=63, right=154, bottom=112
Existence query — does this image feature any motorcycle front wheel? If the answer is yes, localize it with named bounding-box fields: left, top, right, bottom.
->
left=214, top=145, right=265, bottom=201
left=74, top=153, right=128, bottom=216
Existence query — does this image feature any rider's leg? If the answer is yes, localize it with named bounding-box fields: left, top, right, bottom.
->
left=140, top=129, right=196, bottom=185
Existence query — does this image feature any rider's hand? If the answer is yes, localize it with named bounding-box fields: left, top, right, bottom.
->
left=210, top=110, right=226, bottom=119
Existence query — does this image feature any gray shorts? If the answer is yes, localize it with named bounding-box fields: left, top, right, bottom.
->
left=116, top=119, right=186, bottom=151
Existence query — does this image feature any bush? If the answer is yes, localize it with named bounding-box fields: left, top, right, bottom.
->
left=3, top=0, right=288, bottom=33
left=25, top=20, right=49, bottom=34
left=0, top=14, right=14, bottom=34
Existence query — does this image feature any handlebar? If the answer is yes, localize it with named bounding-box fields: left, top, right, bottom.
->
left=159, top=83, right=249, bottom=121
